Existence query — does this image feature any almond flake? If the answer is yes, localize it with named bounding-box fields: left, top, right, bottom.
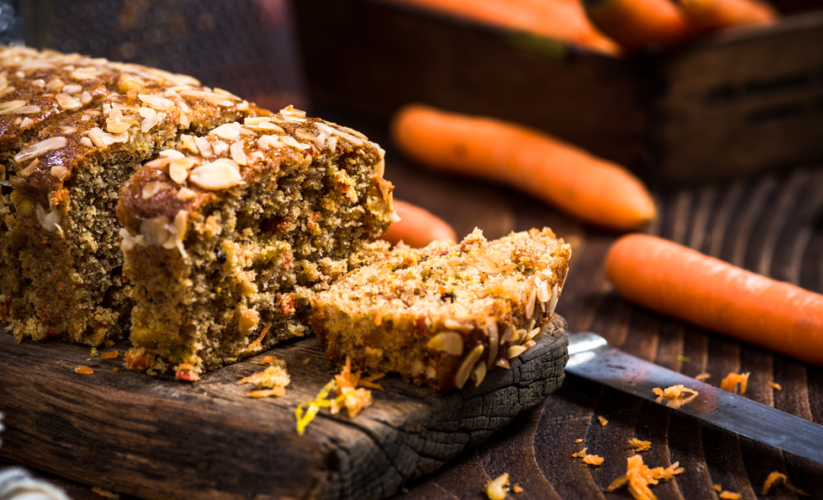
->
left=20, top=159, right=38, bottom=177
left=258, top=135, right=284, bottom=150
left=62, top=84, right=82, bottom=95
left=230, top=141, right=247, bottom=165
left=60, top=126, right=77, bottom=134
left=17, top=105, right=41, bottom=114
left=210, top=123, right=241, bottom=141
left=50, top=165, right=70, bottom=181
left=189, top=159, right=243, bottom=190
left=138, top=93, right=174, bottom=110
left=281, top=136, right=311, bottom=150
left=169, top=158, right=198, bottom=184
left=160, top=149, right=186, bottom=159
left=194, top=136, right=213, bottom=158
left=176, top=187, right=196, bottom=201
left=20, top=117, right=34, bottom=129
left=142, top=181, right=170, bottom=200
left=15, top=137, right=68, bottom=162
left=0, top=100, right=26, bottom=115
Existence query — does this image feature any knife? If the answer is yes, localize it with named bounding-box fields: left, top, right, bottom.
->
left=565, top=332, right=823, bottom=464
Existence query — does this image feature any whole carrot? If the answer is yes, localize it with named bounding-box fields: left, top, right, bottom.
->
left=391, top=104, right=656, bottom=232
left=382, top=199, right=457, bottom=247
left=583, top=0, right=693, bottom=50
left=389, top=0, right=621, bottom=55
left=605, top=234, right=823, bottom=366
left=677, top=0, right=776, bottom=32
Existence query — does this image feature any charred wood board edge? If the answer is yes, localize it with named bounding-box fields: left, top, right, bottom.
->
left=0, top=316, right=568, bottom=500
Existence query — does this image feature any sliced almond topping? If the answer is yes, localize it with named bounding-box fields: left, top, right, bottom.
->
left=258, top=135, right=285, bottom=150
left=426, top=331, right=463, bottom=356
left=50, top=165, right=69, bottom=181
left=455, top=344, right=484, bottom=389
left=210, top=123, right=241, bottom=141
left=56, top=93, right=82, bottom=110
left=444, top=318, right=473, bottom=333
left=18, top=105, right=41, bottom=114
left=230, top=141, right=247, bottom=165
left=35, top=203, right=61, bottom=232
left=79, top=91, right=93, bottom=104
left=87, top=127, right=128, bottom=148
left=282, top=135, right=311, bottom=151
left=471, top=361, right=487, bottom=387
left=279, top=105, right=306, bottom=117
left=142, top=181, right=170, bottom=200
left=176, top=187, right=196, bottom=201
left=507, top=345, right=527, bottom=359
left=79, top=137, right=93, bottom=147
left=0, top=100, right=26, bottom=115
left=244, top=116, right=273, bottom=125
left=295, top=130, right=318, bottom=143
left=169, top=158, right=198, bottom=184
left=15, top=136, right=68, bottom=162
left=178, top=89, right=236, bottom=107
left=178, top=134, right=198, bottom=154
left=46, top=78, right=64, bottom=91
left=212, top=140, right=229, bottom=156
left=525, top=288, right=537, bottom=319
left=179, top=110, right=191, bottom=129
left=141, top=110, right=164, bottom=132
left=486, top=319, right=499, bottom=369
left=547, top=284, right=559, bottom=318
left=62, top=84, right=82, bottom=95
left=19, top=117, right=33, bottom=129
left=536, top=277, right=550, bottom=303
left=194, top=136, right=213, bottom=157
left=189, top=159, right=243, bottom=190
left=160, top=149, right=186, bottom=159
left=60, top=126, right=77, bottom=135
left=138, top=93, right=174, bottom=110
left=282, top=115, right=307, bottom=124
left=20, top=159, right=38, bottom=177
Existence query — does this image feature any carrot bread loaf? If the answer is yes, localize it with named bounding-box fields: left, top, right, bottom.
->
left=310, top=228, right=571, bottom=391
left=117, top=108, right=394, bottom=377
left=0, top=45, right=268, bottom=345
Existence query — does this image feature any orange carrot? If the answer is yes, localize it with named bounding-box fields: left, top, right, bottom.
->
left=583, top=0, right=694, bottom=50
left=605, top=234, right=823, bottom=366
left=391, top=104, right=656, bottom=232
left=388, top=0, right=621, bottom=55
left=381, top=199, right=457, bottom=248
left=677, top=0, right=776, bottom=32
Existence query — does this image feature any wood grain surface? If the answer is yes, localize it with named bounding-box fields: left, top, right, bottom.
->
left=0, top=316, right=567, bottom=500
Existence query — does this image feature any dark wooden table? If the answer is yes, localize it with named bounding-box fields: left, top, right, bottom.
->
left=3, top=116, right=823, bottom=499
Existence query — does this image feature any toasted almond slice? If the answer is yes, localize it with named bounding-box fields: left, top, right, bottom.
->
left=455, top=344, right=484, bottom=389
left=426, top=331, right=463, bottom=356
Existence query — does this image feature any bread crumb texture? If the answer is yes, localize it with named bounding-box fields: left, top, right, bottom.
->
left=311, top=227, right=571, bottom=391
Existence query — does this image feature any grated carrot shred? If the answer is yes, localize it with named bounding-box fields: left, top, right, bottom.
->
left=714, top=484, right=722, bottom=491
left=512, top=484, right=523, bottom=493
left=100, top=351, right=119, bottom=360
left=598, top=416, right=608, bottom=426
left=295, top=357, right=384, bottom=435
left=247, top=322, right=272, bottom=351
left=583, top=455, right=604, bottom=466
left=720, top=372, right=750, bottom=395
left=653, top=384, right=699, bottom=409
left=719, top=492, right=741, bottom=499
left=575, top=438, right=583, bottom=444
left=767, top=381, right=782, bottom=391
left=628, top=438, right=651, bottom=452
left=762, top=471, right=809, bottom=496
left=259, top=355, right=277, bottom=365
left=572, top=448, right=588, bottom=458
left=606, top=454, right=684, bottom=500
left=484, top=473, right=510, bottom=500
left=74, top=366, right=94, bottom=375
left=695, top=373, right=711, bottom=381
left=295, top=379, right=335, bottom=436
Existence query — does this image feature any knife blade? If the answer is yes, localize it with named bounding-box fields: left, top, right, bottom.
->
left=565, top=332, right=823, bottom=464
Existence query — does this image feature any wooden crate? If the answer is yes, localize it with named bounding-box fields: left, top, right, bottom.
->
left=293, top=0, right=823, bottom=187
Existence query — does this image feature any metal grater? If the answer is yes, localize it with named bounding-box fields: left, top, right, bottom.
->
left=18, top=0, right=305, bottom=111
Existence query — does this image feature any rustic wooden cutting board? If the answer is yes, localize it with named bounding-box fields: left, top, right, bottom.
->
left=0, top=315, right=568, bottom=500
